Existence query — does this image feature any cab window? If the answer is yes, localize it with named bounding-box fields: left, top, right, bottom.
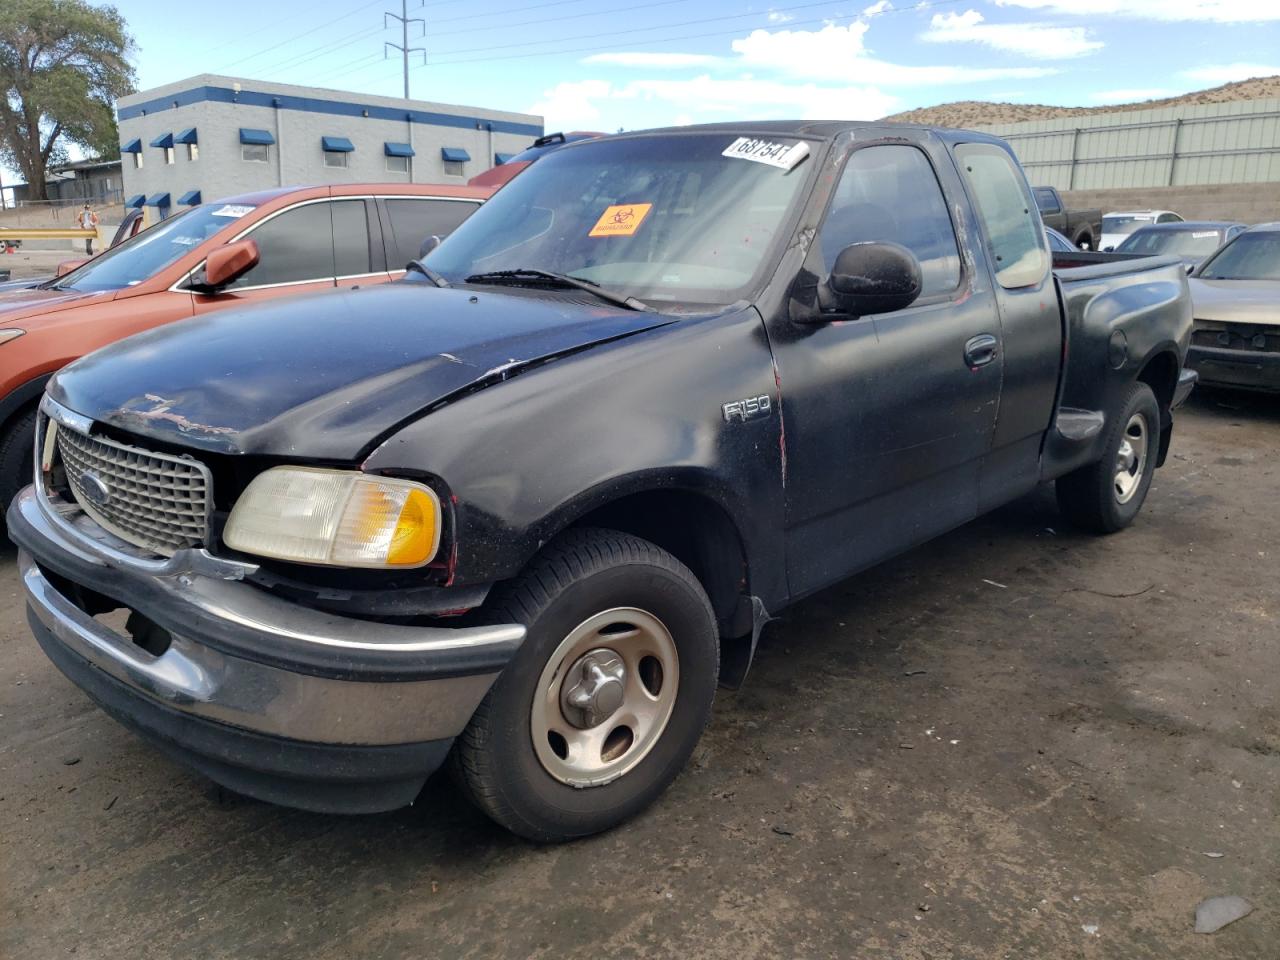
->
left=819, top=144, right=961, bottom=299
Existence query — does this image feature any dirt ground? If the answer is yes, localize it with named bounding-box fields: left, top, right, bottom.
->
left=0, top=389, right=1275, bottom=959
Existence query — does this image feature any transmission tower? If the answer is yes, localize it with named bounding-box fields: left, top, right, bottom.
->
left=385, top=0, right=426, bottom=100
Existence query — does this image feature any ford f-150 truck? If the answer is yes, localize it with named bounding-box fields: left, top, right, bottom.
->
left=1033, top=186, right=1102, bottom=251
left=10, top=122, right=1196, bottom=842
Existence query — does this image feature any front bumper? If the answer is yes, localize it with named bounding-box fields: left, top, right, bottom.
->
left=10, top=485, right=525, bottom=813
left=1186, top=345, right=1280, bottom=392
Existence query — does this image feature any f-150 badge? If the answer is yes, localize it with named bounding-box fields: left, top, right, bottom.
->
left=722, top=395, right=772, bottom=423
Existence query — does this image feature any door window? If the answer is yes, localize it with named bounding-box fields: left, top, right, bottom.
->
left=954, top=143, right=1048, bottom=289
left=383, top=198, right=479, bottom=269
left=819, top=144, right=961, bottom=298
left=226, top=202, right=335, bottom=289
left=332, top=200, right=373, bottom=277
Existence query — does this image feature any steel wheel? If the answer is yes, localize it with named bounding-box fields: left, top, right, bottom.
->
left=1113, top=412, right=1149, bottom=504
left=531, top=607, right=679, bottom=788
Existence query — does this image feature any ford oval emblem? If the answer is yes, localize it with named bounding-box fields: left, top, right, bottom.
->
left=80, top=471, right=111, bottom=507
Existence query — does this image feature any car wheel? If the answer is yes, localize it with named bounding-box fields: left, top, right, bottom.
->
left=0, top=408, right=36, bottom=534
left=452, top=528, right=719, bottom=842
left=1056, top=381, right=1159, bottom=534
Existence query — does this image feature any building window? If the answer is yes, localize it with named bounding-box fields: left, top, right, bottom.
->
left=164, top=146, right=175, bottom=165
left=444, top=160, right=465, bottom=177
left=133, top=152, right=143, bottom=169
left=324, top=150, right=349, bottom=169
left=385, top=154, right=409, bottom=174
left=242, top=144, right=269, bottom=163
left=187, top=143, right=199, bottom=161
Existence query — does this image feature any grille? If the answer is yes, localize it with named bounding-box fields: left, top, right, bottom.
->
left=56, top=425, right=211, bottom=555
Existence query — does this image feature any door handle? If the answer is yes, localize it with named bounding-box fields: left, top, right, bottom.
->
left=964, top=333, right=999, bottom=370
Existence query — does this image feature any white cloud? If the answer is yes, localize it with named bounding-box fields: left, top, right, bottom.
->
left=1089, top=87, right=1174, bottom=103
left=923, top=9, right=1103, bottom=59
left=729, top=23, right=1058, bottom=84
left=1181, top=62, right=1280, bottom=85
left=583, top=52, right=722, bottom=69
left=767, top=9, right=794, bottom=23
left=994, top=0, right=1280, bottom=22
left=862, top=0, right=893, bottom=15
left=530, top=80, right=612, bottom=124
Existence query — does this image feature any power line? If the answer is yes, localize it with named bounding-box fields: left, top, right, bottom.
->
left=212, top=0, right=388, bottom=72
left=429, top=0, right=689, bottom=40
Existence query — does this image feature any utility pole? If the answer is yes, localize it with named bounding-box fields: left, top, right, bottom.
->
left=385, top=0, right=426, bottom=100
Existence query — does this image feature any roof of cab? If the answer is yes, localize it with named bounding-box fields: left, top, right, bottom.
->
left=612, top=119, right=1010, bottom=147
left=213, top=182, right=493, bottom=206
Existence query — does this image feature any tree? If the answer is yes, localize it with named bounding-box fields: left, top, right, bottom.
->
left=0, top=0, right=135, bottom=201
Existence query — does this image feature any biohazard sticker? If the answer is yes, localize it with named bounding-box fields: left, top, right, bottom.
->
left=722, top=137, right=810, bottom=170
left=589, top=203, right=653, bottom=237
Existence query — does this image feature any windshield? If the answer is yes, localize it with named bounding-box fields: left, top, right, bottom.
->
left=1197, top=232, right=1280, bottom=281
left=422, top=133, right=815, bottom=306
left=1118, top=228, right=1224, bottom=258
left=1103, top=215, right=1156, bottom=236
left=50, top=203, right=256, bottom=293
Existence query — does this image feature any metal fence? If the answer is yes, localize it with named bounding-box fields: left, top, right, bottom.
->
left=981, top=98, right=1280, bottom=191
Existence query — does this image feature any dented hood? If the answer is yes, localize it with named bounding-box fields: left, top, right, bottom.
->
left=50, top=283, right=672, bottom=459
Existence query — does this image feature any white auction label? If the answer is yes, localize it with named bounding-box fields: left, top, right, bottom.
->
left=211, top=204, right=254, bottom=218
left=722, top=137, right=810, bottom=170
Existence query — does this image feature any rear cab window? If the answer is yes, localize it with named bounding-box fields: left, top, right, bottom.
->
left=954, top=143, right=1048, bottom=289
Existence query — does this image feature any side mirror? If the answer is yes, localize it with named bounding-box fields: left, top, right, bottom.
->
left=822, top=241, right=922, bottom=316
left=1103, top=245, right=1115, bottom=253
left=201, top=239, right=260, bottom=290
left=56, top=259, right=88, bottom=277
left=1184, top=263, right=1195, bottom=275
left=418, top=234, right=442, bottom=259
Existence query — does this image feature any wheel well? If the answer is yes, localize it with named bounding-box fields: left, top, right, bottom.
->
left=1137, top=351, right=1179, bottom=415
left=570, top=490, right=750, bottom=636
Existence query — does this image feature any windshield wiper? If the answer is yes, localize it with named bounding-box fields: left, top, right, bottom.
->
left=464, top=268, right=650, bottom=312
left=405, top=259, right=450, bottom=288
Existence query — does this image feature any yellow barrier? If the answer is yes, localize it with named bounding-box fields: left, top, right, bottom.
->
left=0, top=227, right=96, bottom=240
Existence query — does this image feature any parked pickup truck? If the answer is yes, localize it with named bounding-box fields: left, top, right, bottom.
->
left=1033, top=186, right=1102, bottom=250
left=10, top=122, right=1197, bottom=842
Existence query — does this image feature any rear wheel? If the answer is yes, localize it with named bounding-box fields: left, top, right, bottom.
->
left=452, top=528, right=719, bottom=842
left=1056, top=382, right=1159, bottom=533
left=0, top=408, right=36, bottom=535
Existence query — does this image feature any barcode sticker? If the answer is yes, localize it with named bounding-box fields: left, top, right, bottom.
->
left=722, top=137, right=810, bottom=170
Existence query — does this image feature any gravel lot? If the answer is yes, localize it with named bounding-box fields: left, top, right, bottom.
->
left=0, top=390, right=1275, bottom=959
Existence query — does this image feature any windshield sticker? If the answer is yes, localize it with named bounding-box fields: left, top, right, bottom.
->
left=171, top=236, right=199, bottom=246
left=211, top=204, right=254, bottom=218
left=722, top=137, right=810, bottom=170
left=1192, top=231, right=1218, bottom=238
left=589, top=203, right=653, bottom=238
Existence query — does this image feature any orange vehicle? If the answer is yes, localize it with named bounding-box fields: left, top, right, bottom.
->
left=0, top=182, right=492, bottom=515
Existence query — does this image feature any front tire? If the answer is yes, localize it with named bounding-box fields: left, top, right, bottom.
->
left=452, top=528, right=719, bottom=842
left=1056, top=381, right=1159, bottom=533
left=0, top=408, right=36, bottom=535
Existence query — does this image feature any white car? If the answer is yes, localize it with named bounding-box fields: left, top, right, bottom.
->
left=1101, top=210, right=1183, bottom=252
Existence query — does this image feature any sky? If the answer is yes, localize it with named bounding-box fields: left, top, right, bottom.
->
left=7, top=0, right=1280, bottom=184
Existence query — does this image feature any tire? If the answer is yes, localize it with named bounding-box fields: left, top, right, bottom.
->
left=1074, top=232, right=1093, bottom=251
left=451, top=528, right=719, bottom=842
left=1056, top=382, right=1159, bottom=534
left=0, top=408, right=36, bottom=534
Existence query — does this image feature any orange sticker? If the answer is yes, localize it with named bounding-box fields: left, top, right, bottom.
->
left=589, top=203, right=652, bottom=238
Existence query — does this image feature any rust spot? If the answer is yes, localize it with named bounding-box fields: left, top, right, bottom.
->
left=113, top=395, right=238, bottom=436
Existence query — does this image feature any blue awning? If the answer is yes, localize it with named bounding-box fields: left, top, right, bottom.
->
left=120, top=138, right=142, bottom=154
left=174, top=128, right=198, bottom=145
left=239, top=128, right=275, bottom=145
left=494, top=152, right=515, bottom=165
left=322, top=136, right=355, bottom=153
left=125, top=194, right=145, bottom=209
left=145, top=192, right=171, bottom=208
left=150, top=132, right=174, bottom=149
left=441, top=147, right=471, bottom=163
left=178, top=190, right=202, bottom=206
left=384, top=142, right=415, bottom=158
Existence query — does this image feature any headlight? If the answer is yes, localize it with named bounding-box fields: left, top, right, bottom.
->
left=224, top=467, right=442, bottom=568
left=0, top=329, right=25, bottom=345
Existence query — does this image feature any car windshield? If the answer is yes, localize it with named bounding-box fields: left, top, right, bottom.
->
left=1197, top=232, right=1280, bottom=281
left=49, top=203, right=257, bottom=293
left=422, top=133, right=815, bottom=307
left=1103, top=215, right=1156, bottom=236
left=1118, top=228, right=1223, bottom=258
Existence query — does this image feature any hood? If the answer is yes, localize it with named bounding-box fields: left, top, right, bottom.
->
left=50, top=283, right=674, bottom=460
left=0, top=284, right=113, bottom=320
left=1189, top=278, right=1280, bottom=326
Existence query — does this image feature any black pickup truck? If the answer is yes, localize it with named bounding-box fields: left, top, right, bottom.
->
left=10, top=122, right=1196, bottom=842
left=1034, top=185, right=1103, bottom=251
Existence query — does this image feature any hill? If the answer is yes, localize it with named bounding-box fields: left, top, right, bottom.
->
left=883, top=74, right=1280, bottom=128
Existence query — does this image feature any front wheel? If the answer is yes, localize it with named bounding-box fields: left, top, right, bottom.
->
left=451, top=528, right=719, bottom=842
left=1056, top=381, right=1159, bottom=533
left=0, top=408, right=36, bottom=536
